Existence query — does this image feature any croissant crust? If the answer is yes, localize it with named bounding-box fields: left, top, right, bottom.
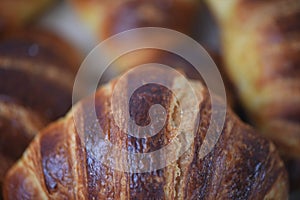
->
left=3, top=72, right=288, bottom=199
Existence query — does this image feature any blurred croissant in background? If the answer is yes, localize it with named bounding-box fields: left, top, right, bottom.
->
left=71, top=0, right=200, bottom=73
left=71, top=0, right=199, bottom=39
left=0, top=29, right=81, bottom=197
left=205, top=0, right=300, bottom=158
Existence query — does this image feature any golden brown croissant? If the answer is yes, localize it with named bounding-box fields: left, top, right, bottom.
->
left=205, top=0, right=300, bottom=158
left=0, top=0, right=57, bottom=31
left=3, top=68, right=288, bottom=199
left=0, top=29, right=81, bottom=197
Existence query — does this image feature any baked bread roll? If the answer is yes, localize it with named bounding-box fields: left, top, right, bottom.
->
left=0, top=29, right=81, bottom=197
left=3, top=68, right=288, bottom=199
left=205, top=0, right=300, bottom=158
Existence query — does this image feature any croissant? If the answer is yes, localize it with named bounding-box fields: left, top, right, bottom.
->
left=205, top=0, right=300, bottom=158
left=3, top=68, right=288, bottom=199
left=0, top=29, right=81, bottom=197
left=72, top=0, right=199, bottom=39
left=71, top=0, right=200, bottom=73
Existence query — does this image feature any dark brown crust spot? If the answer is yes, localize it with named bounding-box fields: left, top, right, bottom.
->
left=83, top=72, right=175, bottom=199
left=40, top=124, right=73, bottom=195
